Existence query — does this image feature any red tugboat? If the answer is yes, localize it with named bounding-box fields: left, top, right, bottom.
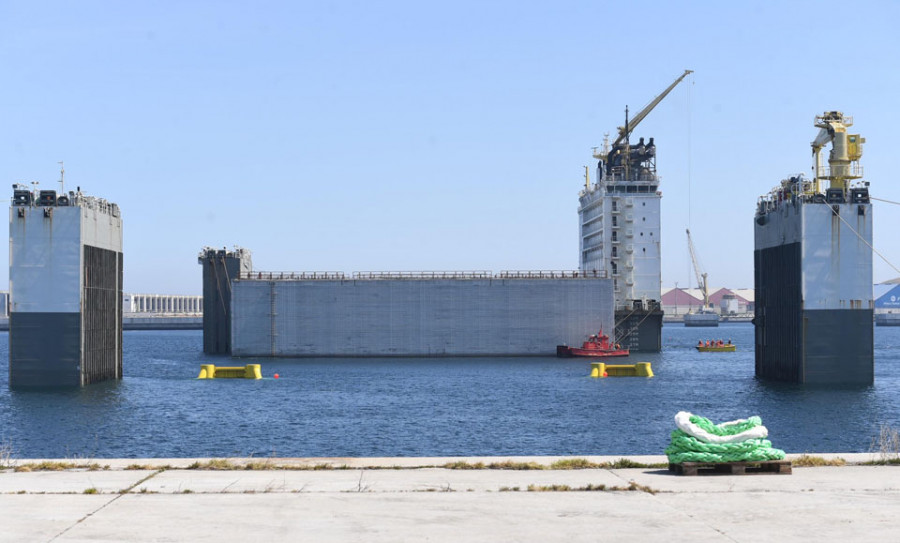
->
left=556, top=330, right=629, bottom=358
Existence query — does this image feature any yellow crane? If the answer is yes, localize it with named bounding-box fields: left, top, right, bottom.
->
left=810, top=111, right=865, bottom=194
left=686, top=228, right=709, bottom=310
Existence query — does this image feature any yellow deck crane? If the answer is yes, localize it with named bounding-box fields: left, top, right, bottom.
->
left=810, top=111, right=865, bottom=195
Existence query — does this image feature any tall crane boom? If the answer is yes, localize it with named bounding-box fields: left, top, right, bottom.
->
left=595, top=69, right=693, bottom=181
left=686, top=228, right=709, bottom=308
left=606, top=69, right=693, bottom=155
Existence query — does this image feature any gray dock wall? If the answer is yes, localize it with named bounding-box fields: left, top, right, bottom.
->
left=754, top=199, right=873, bottom=384
left=230, top=278, right=613, bottom=357
left=9, top=199, right=123, bottom=389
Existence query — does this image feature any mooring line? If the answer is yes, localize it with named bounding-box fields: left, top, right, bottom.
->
left=871, top=196, right=900, bottom=206
left=828, top=204, right=900, bottom=276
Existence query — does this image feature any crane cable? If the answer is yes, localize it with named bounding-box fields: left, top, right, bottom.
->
left=870, top=196, right=900, bottom=206
left=686, top=72, right=693, bottom=293
left=829, top=202, right=900, bottom=277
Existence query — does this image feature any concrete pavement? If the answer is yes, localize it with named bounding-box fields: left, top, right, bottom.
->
left=1, top=454, right=898, bottom=542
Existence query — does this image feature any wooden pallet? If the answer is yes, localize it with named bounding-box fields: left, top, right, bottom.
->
left=669, top=460, right=792, bottom=476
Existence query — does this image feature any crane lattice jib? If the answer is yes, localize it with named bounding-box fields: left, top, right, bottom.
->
left=686, top=228, right=709, bottom=307
left=607, top=69, right=693, bottom=156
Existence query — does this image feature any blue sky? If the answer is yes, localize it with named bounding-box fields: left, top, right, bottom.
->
left=2, top=1, right=899, bottom=294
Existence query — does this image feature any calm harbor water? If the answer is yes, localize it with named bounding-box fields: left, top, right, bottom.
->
left=1, top=324, right=899, bottom=459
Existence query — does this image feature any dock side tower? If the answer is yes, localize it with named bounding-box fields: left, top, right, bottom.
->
left=754, top=111, right=873, bottom=384
left=9, top=184, right=123, bottom=389
left=579, top=70, right=691, bottom=351
left=198, top=247, right=252, bottom=354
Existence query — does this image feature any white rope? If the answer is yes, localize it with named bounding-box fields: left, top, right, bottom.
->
left=674, top=412, right=768, bottom=444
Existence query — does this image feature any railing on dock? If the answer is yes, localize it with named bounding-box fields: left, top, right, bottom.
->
left=240, top=271, right=347, bottom=280
left=239, top=270, right=609, bottom=281
left=497, top=270, right=608, bottom=279
left=354, top=271, right=492, bottom=280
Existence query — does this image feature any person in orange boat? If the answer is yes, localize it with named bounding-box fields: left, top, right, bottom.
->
left=705, top=340, right=710, bottom=347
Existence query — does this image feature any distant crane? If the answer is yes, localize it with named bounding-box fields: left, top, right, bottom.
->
left=686, top=228, right=709, bottom=311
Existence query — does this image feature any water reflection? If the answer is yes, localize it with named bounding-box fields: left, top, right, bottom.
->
left=0, top=325, right=897, bottom=457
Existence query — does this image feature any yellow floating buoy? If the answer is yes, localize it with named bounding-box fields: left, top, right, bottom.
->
left=590, top=362, right=653, bottom=378
left=197, top=364, right=262, bottom=379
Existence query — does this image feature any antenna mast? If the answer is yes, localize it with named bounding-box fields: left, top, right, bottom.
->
left=58, top=161, right=65, bottom=194
left=623, top=106, right=630, bottom=180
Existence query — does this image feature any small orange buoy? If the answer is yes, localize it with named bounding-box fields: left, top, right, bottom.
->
left=603, top=372, right=608, bottom=377
left=274, top=373, right=280, bottom=379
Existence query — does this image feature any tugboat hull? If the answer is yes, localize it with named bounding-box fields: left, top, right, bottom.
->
left=556, top=329, right=629, bottom=358
left=556, top=345, right=630, bottom=358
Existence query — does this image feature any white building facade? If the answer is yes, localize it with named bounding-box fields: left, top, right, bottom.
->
left=124, top=293, right=202, bottom=314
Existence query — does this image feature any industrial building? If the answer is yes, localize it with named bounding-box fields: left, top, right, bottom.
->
left=9, top=184, right=123, bottom=389
left=874, top=282, right=900, bottom=325
left=0, top=291, right=201, bottom=332
left=661, top=287, right=754, bottom=318
left=124, top=293, right=202, bottom=315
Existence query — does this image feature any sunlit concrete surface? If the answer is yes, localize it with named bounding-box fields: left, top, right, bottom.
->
left=0, top=470, right=155, bottom=495
left=0, top=455, right=897, bottom=542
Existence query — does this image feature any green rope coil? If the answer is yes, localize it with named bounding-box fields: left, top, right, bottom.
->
left=667, top=430, right=773, bottom=454
left=667, top=414, right=786, bottom=464
left=666, top=447, right=785, bottom=464
left=688, top=414, right=762, bottom=436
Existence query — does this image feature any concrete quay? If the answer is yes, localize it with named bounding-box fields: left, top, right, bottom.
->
left=1, top=454, right=898, bottom=542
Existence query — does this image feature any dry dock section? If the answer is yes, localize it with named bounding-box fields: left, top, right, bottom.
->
left=200, top=247, right=616, bottom=358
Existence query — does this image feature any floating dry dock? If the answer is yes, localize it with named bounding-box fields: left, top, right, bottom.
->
left=200, top=254, right=616, bottom=358
left=754, top=111, right=873, bottom=384
left=9, top=182, right=123, bottom=389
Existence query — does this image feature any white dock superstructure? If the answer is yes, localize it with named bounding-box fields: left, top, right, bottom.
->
left=9, top=185, right=123, bottom=389
left=578, top=146, right=663, bottom=352
left=577, top=70, right=691, bottom=351
left=579, top=164, right=662, bottom=307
